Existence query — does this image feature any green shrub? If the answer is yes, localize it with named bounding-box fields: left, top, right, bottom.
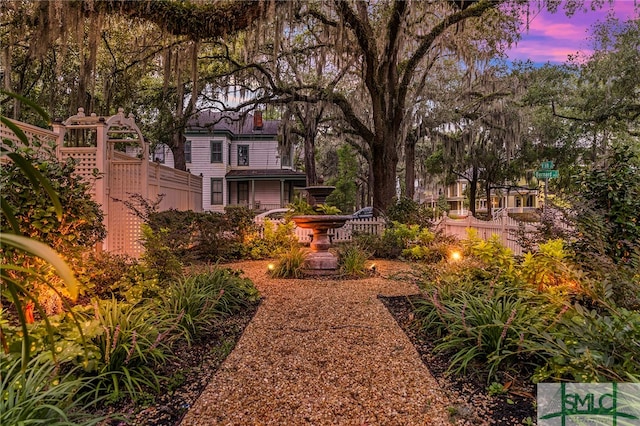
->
left=155, top=274, right=224, bottom=344
left=108, top=262, right=161, bottom=306
left=1, top=140, right=106, bottom=317
left=414, top=231, right=640, bottom=384
left=140, top=224, right=183, bottom=281
left=269, top=245, right=308, bottom=278
left=248, top=219, right=298, bottom=259
left=526, top=305, right=640, bottom=383
left=414, top=257, right=555, bottom=382
left=351, top=232, right=387, bottom=258
left=157, top=267, right=258, bottom=338
left=143, top=208, right=261, bottom=262
left=520, top=239, right=580, bottom=293
left=385, top=197, right=434, bottom=228
left=462, top=230, right=515, bottom=277
left=84, top=252, right=139, bottom=299
left=207, top=267, right=260, bottom=315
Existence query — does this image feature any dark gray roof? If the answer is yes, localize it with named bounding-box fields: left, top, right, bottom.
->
left=186, top=110, right=279, bottom=135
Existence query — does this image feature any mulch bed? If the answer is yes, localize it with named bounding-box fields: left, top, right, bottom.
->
left=379, top=294, right=537, bottom=425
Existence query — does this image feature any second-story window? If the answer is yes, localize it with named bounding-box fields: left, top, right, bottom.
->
left=238, top=145, right=249, bottom=166
left=210, top=140, right=222, bottom=163
left=185, top=140, right=192, bottom=163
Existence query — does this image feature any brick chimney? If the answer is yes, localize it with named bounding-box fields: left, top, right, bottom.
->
left=253, top=111, right=263, bottom=130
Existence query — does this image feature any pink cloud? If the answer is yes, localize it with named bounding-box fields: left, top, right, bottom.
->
left=505, top=1, right=639, bottom=64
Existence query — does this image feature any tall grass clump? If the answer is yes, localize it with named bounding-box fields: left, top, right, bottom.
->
left=413, top=229, right=640, bottom=384
left=79, top=298, right=174, bottom=403
left=155, top=267, right=259, bottom=344
left=336, top=242, right=372, bottom=277
left=0, top=353, right=111, bottom=425
left=269, top=244, right=308, bottom=278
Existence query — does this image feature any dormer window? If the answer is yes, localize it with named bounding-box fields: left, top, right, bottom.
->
left=238, top=145, right=249, bottom=166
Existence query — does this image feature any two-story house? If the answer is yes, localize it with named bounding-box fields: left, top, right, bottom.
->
left=156, top=111, right=307, bottom=212
left=420, top=170, right=539, bottom=218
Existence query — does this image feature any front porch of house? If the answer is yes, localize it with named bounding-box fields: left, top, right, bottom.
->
left=225, top=169, right=307, bottom=211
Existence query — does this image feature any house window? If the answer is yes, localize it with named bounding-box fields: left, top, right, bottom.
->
left=526, top=195, right=535, bottom=207
left=238, top=145, right=249, bottom=166
left=228, top=143, right=232, bottom=165
left=210, top=140, right=223, bottom=163
left=238, top=182, right=249, bottom=205
left=153, top=145, right=165, bottom=163
left=211, top=178, right=223, bottom=205
left=185, top=140, right=192, bottom=163
left=516, top=197, right=522, bottom=207
left=281, top=149, right=291, bottom=167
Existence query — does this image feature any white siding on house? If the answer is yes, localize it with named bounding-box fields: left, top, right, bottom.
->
left=254, top=181, right=284, bottom=206
left=229, top=140, right=285, bottom=169
left=185, top=136, right=230, bottom=209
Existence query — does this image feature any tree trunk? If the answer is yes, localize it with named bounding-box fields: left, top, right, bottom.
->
left=303, top=114, right=318, bottom=186
left=404, top=132, right=417, bottom=200
left=485, top=180, right=492, bottom=220
left=469, top=166, right=478, bottom=217
left=172, top=134, right=186, bottom=171
left=371, top=131, right=399, bottom=214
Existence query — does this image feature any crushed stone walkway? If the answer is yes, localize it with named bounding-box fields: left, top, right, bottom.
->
left=180, top=260, right=452, bottom=425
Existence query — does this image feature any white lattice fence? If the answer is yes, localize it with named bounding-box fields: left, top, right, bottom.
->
left=58, top=147, right=99, bottom=197
left=108, top=160, right=146, bottom=256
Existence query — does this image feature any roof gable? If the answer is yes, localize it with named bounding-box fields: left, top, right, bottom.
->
left=185, top=110, right=279, bottom=137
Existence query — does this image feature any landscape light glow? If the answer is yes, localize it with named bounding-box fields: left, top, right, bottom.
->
left=450, top=251, right=462, bottom=262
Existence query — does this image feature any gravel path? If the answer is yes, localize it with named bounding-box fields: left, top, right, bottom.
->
left=180, top=260, right=453, bottom=425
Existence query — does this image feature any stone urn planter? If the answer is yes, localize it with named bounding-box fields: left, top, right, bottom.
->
left=291, top=186, right=350, bottom=275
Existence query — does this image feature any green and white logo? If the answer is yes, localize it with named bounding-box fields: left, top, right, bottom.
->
left=538, top=383, right=640, bottom=425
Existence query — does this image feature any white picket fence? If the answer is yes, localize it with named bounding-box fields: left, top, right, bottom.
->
left=256, top=211, right=546, bottom=255
left=433, top=210, right=536, bottom=255
left=255, top=217, right=386, bottom=244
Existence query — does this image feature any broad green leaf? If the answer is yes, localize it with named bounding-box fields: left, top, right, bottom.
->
left=0, top=233, right=78, bottom=299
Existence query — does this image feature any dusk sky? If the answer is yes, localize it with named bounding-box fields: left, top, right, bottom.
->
left=505, top=1, right=639, bottom=65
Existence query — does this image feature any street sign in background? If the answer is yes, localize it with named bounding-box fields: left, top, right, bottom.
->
left=540, top=161, right=554, bottom=170
left=535, top=170, right=559, bottom=179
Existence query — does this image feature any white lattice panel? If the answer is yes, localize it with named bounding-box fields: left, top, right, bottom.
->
left=58, top=148, right=98, bottom=196
left=108, top=161, right=145, bottom=256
